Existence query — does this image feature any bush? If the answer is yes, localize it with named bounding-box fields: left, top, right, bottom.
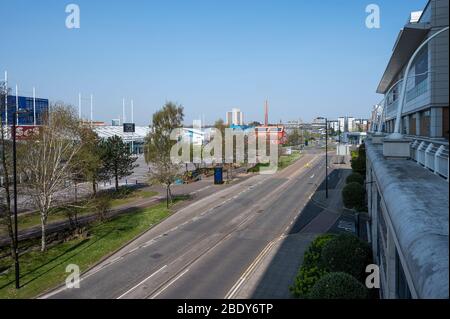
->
left=342, top=182, right=365, bottom=210
left=291, top=266, right=328, bottom=298
left=346, top=172, right=364, bottom=185
left=302, top=234, right=336, bottom=268
left=290, top=234, right=335, bottom=298
left=91, top=196, right=112, bottom=221
left=320, top=234, right=372, bottom=282
left=351, top=144, right=366, bottom=175
left=309, top=272, right=368, bottom=299
left=351, top=156, right=366, bottom=175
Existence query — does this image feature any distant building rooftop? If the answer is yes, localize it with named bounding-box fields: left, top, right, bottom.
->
left=93, top=125, right=150, bottom=143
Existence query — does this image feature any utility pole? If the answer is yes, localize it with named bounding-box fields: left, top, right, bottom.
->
left=90, top=94, right=93, bottom=126
left=315, top=117, right=329, bottom=196
left=15, top=85, right=18, bottom=125
left=131, top=99, right=134, bottom=155
left=4, top=71, right=7, bottom=126
left=78, top=93, right=82, bottom=120
left=12, top=111, right=20, bottom=289
left=324, top=118, right=328, bottom=199
left=122, top=98, right=126, bottom=124
left=33, top=87, right=36, bottom=126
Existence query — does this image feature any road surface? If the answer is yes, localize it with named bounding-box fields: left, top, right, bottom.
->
left=44, top=149, right=328, bottom=299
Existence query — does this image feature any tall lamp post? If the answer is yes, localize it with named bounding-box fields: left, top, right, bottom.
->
left=317, top=117, right=329, bottom=199
left=11, top=109, right=28, bottom=289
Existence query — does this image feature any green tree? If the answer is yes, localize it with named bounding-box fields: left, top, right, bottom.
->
left=214, top=118, right=231, bottom=179
left=247, top=121, right=261, bottom=127
left=342, top=182, right=365, bottom=210
left=73, top=127, right=105, bottom=196
left=287, top=128, right=301, bottom=146
left=145, top=102, right=184, bottom=207
left=101, top=135, right=138, bottom=192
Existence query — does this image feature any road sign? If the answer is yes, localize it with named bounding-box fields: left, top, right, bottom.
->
left=123, top=123, right=135, bottom=133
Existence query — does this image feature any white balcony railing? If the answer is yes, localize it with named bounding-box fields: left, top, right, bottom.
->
left=408, top=136, right=449, bottom=180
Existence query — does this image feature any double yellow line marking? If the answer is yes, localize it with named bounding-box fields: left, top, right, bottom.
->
left=225, top=236, right=284, bottom=299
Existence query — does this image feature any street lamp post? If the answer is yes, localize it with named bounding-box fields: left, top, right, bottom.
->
left=325, top=118, right=328, bottom=199
left=11, top=111, right=20, bottom=289
left=10, top=108, right=29, bottom=289
left=317, top=117, right=329, bottom=199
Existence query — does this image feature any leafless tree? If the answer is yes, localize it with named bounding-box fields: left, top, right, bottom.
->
left=19, top=104, right=83, bottom=251
left=148, top=159, right=181, bottom=208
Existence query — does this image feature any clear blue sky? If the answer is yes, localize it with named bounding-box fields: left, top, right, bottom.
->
left=1, top=0, right=427, bottom=125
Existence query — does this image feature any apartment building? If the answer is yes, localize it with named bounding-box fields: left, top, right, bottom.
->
left=226, top=108, right=244, bottom=126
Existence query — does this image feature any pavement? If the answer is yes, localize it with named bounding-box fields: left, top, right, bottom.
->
left=39, top=149, right=330, bottom=299
left=231, top=157, right=352, bottom=299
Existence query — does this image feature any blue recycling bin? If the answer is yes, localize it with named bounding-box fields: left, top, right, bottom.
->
left=214, top=167, right=223, bottom=185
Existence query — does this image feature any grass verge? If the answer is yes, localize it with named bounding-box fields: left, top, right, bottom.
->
left=0, top=189, right=158, bottom=236
left=0, top=201, right=172, bottom=299
left=248, top=151, right=302, bottom=173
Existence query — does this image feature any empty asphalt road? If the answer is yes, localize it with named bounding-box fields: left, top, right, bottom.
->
left=44, top=149, right=328, bottom=299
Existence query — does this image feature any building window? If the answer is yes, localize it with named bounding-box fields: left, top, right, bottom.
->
left=420, top=110, right=430, bottom=137
left=415, top=44, right=428, bottom=86
left=396, top=251, right=412, bottom=299
left=409, top=115, right=416, bottom=135
left=443, top=107, right=449, bottom=140
left=402, top=116, right=408, bottom=134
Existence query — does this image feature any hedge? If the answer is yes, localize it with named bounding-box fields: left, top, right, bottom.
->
left=342, top=182, right=365, bottom=210
left=346, top=172, right=364, bottom=185
left=320, top=233, right=372, bottom=282
left=290, top=234, right=335, bottom=298
left=351, top=144, right=366, bottom=175
left=309, top=272, right=368, bottom=299
left=290, top=266, right=328, bottom=298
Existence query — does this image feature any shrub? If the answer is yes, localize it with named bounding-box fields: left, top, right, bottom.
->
left=91, top=196, right=112, bottom=221
left=320, top=234, right=372, bottom=282
left=302, top=234, right=336, bottom=268
left=346, top=172, right=364, bottom=185
left=351, top=156, right=366, bottom=175
left=351, top=144, right=367, bottom=175
left=309, top=272, right=368, bottom=299
left=342, top=182, right=365, bottom=210
left=290, top=234, right=336, bottom=298
left=291, top=266, right=328, bottom=298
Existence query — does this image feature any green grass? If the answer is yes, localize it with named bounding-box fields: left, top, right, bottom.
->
left=0, top=202, right=171, bottom=299
left=0, top=189, right=158, bottom=236
left=109, top=190, right=158, bottom=207
left=247, top=151, right=302, bottom=173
